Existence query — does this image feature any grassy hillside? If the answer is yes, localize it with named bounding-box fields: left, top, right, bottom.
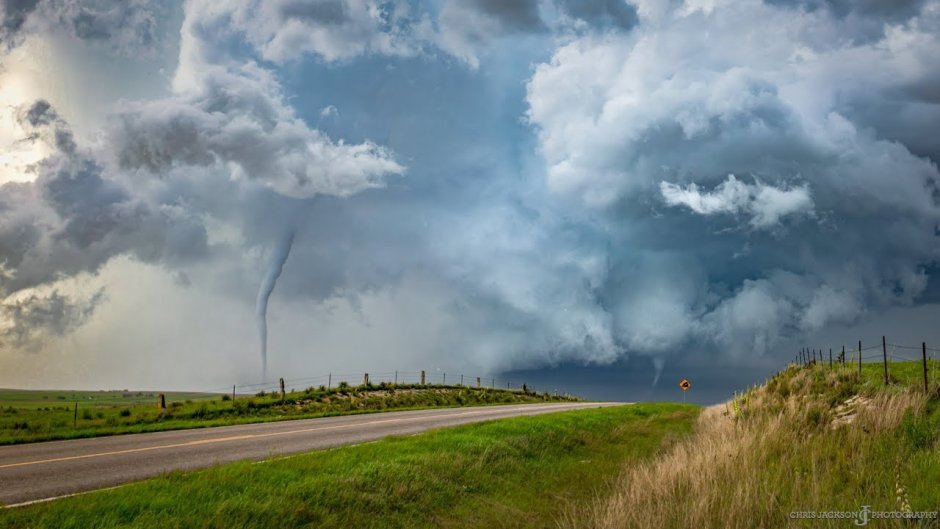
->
left=0, top=383, right=576, bottom=445
left=565, top=360, right=940, bottom=528
left=0, top=404, right=700, bottom=528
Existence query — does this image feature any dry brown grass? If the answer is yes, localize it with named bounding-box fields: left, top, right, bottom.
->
left=561, top=366, right=934, bottom=529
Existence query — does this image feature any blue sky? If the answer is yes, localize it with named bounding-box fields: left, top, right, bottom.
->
left=0, top=0, right=939, bottom=402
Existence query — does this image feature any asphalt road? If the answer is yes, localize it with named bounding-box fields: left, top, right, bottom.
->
left=0, top=402, right=622, bottom=507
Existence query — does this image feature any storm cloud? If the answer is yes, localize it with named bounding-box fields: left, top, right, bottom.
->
left=0, top=0, right=163, bottom=53
left=0, top=0, right=939, bottom=391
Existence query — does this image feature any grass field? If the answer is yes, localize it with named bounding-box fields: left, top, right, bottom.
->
left=0, top=389, right=217, bottom=409
left=565, top=359, right=940, bottom=528
left=0, top=403, right=700, bottom=528
left=0, top=383, right=577, bottom=445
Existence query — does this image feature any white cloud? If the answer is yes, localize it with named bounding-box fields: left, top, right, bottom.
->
left=178, top=0, right=425, bottom=65
left=113, top=3, right=405, bottom=199
left=660, top=174, right=812, bottom=228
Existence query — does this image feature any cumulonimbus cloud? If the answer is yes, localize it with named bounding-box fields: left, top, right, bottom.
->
left=525, top=0, right=940, bottom=358
left=2, top=0, right=940, bottom=385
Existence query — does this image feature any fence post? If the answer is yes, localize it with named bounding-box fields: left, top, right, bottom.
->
left=882, top=335, right=889, bottom=385
left=328, top=373, right=331, bottom=389
left=420, top=370, right=426, bottom=385
left=443, top=372, right=446, bottom=385
left=923, top=342, right=929, bottom=394
left=491, top=377, right=495, bottom=388
left=842, top=345, right=845, bottom=364
left=460, top=374, right=464, bottom=386
left=73, top=402, right=77, bottom=428
left=858, top=340, right=862, bottom=378
left=829, top=348, right=832, bottom=368
left=232, top=384, right=236, bottom=402
left=280, top=378, right=286, bottom=400
left=158, top=393, right=166, bottom=414
left=476, top=376, right=481, bottom=388
left=364, top=373, right=369, bottom=386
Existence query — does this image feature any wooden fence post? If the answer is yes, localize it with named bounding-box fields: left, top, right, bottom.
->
left=882, top=335, right=889, bottom=385
left=443, top=373, right=446, bottom=385
left=280, top=378, right=286, bottom=400
left=829, top=348, right=832, bottom=368
left=858, top=340, right=862, bottom=378
left=328, top=373, right=331, bottom=389
left=461, top=374, right=464, bottom=386
left=232, top=384, right=236, bottom=402
left=842, top=345, right=845, bottom=364
left=923, top=342, right=929, bottom=394
left=363, top=373, right=369, bottom=386
left=476, top=376, right=481, bottom=388
left=158, top=393, right=166, bottom=414
left=420, top=370, right=426, bottom=385
left=73, top=402, right=77, bottom=428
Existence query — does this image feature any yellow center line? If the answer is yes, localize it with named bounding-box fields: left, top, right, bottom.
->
left=0, top=404, right=582, bottom=470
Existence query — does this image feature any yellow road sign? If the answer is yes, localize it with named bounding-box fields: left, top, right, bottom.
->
left=679, top=379, right=691, bottom=391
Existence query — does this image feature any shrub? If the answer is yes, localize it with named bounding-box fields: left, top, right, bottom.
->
left=81, top=409, right=93, bottom=420
left=119, top=408, right=132, bottom=417
left=221, top=394, right=231, bottom=401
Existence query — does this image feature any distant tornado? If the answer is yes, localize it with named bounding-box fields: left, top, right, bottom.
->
left=256, top=230, right=295, bottom=380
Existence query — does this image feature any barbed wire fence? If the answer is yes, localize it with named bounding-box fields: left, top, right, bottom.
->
left=155, top=368, right=568, bottom=407
left=792, top=336, right=940, bottom=394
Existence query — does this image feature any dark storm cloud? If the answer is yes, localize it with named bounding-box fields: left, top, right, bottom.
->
left=525, top=0, right=940, bottom=361
left=554, top=0, right=637, bottom=30
left=0, top=0, right=38, bottom=48
left=0, top=0, right=163, bottom=53
left=279, top=0, right=348, bottom=25
left=470, top=0, right=544, bottom=31
left=1, top=289, right=103, bottom=349
left=0, top=100, right=209, bottom=297
left=765, top=0, right=927, bottom=20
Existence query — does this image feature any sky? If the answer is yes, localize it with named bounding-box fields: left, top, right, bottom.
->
left=0, top=0, right=939, bottom=403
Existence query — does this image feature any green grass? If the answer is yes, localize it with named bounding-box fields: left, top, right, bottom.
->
left=0, top=389, right=215, bottom=409
left=566, top=360, right=940, bottom=528
left=0, top=403, right=700, bottom=529
left=0, top=384, right=578, bottom=445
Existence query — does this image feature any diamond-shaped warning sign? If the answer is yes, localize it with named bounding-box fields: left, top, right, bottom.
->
left=679, top=379, right=691, bottom=391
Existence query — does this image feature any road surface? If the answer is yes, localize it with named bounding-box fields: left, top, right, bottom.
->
left=0, top=402, right=622, bottom=507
